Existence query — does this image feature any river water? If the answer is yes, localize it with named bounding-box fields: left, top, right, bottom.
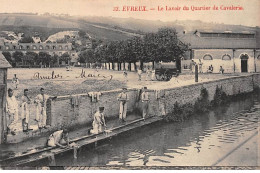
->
left=56, top=93, right=260, bottom=167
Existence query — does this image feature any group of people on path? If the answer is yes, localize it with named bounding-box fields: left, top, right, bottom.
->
left=124, top=67, right=156, bottom=82
left=190, top=60, right=225, bottom=74
left=6, top=87, right=53, bottom=135
left=90, top=86, right=150, bottom=135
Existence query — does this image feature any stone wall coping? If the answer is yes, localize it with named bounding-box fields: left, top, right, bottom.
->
left=53, top=88, right=138, bottom=101
left=161, top=74, right=256, bottom=92
left=52, top=73, right=259, bottom=101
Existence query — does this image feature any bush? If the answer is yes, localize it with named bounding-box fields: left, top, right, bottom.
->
left=164, top=101, right=194, bottom=122
left=194, top=87, right=210, bottom=113
left=211, top=86, right=229, bottom=106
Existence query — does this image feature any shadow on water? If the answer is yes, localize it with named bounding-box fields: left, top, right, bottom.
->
left=52, top=92, right=260, bottom=167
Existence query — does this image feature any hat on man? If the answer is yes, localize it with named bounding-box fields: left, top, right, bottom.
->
left=143, top=87, right=147, bottom=89
left=99, top=107, right=105, bottom=111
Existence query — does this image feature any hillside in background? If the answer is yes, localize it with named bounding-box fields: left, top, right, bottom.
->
left=0, top=13, right=259, bottom=42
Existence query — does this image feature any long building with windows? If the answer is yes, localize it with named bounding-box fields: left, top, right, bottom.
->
left=180, top=29, right=260, bottom=73
left=0, top=39, right=78, bottom=66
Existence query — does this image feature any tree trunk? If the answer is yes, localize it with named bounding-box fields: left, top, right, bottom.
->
left=152, top=61, right=155, bottom=69
left=108, top=63, right=111, bottom=70
left=140, top=61, right=144, bottom=71
left=128, top=63, right=131, bottom=71
left=176, top=58, right=182, bottom=73
left=112, top=62, right=115, bottom=70
left=118, top=62, right=120, bottom=71
left=134, top=62, right=137, bottom=71
left=123, top=62, right=126, bottom=70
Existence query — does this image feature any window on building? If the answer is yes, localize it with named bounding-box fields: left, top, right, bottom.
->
left=19, top=45, right=23, bottom=49
left=65, top=45, right=68, bottom=50
left=53, top=46, right=56, bottom=49
left=39, top=46, right=43, bottom=50
left=5, top=46, right=9, bottom=50
left=203, top=54, right=213, bottom=60
left=222, top=54, right=231, bottom=60
left=46, top=45, right=50, bottom=49
left=27, top=46, right=30, bottom=49
left=13, top=46, right=16, bottom=49
left=59, top=45, right=62, bottom=50
left=33, top=45, right=37, bottom=50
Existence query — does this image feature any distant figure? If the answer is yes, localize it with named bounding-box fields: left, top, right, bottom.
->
left=47, top=129, right=69, bottom=148
left=12, top=74, right=19, bottom=89
left=35, top=88, right=50, bottom=129
left=146, top=67, right=151, bottom=81
left=151, top=68, right=156, bottom=81
left=198, top=59, right=203, bottom=73
left=90, top=107, right=106, bottom=134
left=137, top=68, right=142, bottom=81
left=66, top=65, right=72, bottom=71
left=123, top=70, right=128, bottom=82
left=141, top=87, right=149, bottom=119
left=6, top=88, right=19, bottom=135
left=219, top=66, right=225, bottom=74
left=21, top=89, right=32, bottom=132
left=190, top=60, right=196, bottom=73
left=207, top=65, right=214, bottom=73
left=117, top=88, right=129, bottom=122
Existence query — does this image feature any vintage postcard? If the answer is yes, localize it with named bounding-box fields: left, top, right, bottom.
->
left=0, top=0, right=259, bottom=170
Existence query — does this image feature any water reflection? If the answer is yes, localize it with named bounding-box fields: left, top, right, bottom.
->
left=56, top=94, right=259, bottom=167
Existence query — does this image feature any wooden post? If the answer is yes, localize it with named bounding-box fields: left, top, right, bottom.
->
left=73, top=146, right=78, bottom=159
left=48, top=154, right=56, bottom=166
left=0, top=69, right=7, bottom=144
left=0, top=54, right=12, bottom=144
left=195, top=64, right=198, bottom=82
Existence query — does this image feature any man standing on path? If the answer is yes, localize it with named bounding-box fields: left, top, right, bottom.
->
left=12, top=74, right=19, bottom=89
left=35, top=88, right=50, bottom=129
left=117, top=88, right=129, bottom=122
left=21, top=89, right=32, bottom=132
left=6, top=88, right=19, bottom=135
left=123, top=70, right=128, bottom=82
left=90, top=107, right=106, bottom=134
left=141, top=87, right=149, bottom=119
left=146, top=67, right=151, bottom=81
left=198, top=59, right=203, bottom=73
left=137, top=68, right=142, bottom=81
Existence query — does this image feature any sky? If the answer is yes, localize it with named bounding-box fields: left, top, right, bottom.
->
left=0, top=0, right=259, bottom=27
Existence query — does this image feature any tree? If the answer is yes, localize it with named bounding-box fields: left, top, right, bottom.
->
left=39, top=52, right=51, bottom=66
left=60, top=52, right=71, bottom=65
left=156, top=28, right=188, bottom=62
left=19, top=35, right=34, bottom=43
left=12, top=51, right=24, bottom=63
left=2, top=51, right=13, bottom=66
left=92, top=39, right=103, bottom=50
left=50, top=54, right=59, bottom=66
left=24, top=52, right=38, bottom=66
left=78, top=30, right=87, bottom=38
left=78, top=52, right=86, bottom=64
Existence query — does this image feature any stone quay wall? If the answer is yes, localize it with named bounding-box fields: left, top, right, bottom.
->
left=46, top=74, right=260, bottom=131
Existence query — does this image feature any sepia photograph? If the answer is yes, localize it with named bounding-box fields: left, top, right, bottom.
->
left=0, top=0, right=259, bottom=170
